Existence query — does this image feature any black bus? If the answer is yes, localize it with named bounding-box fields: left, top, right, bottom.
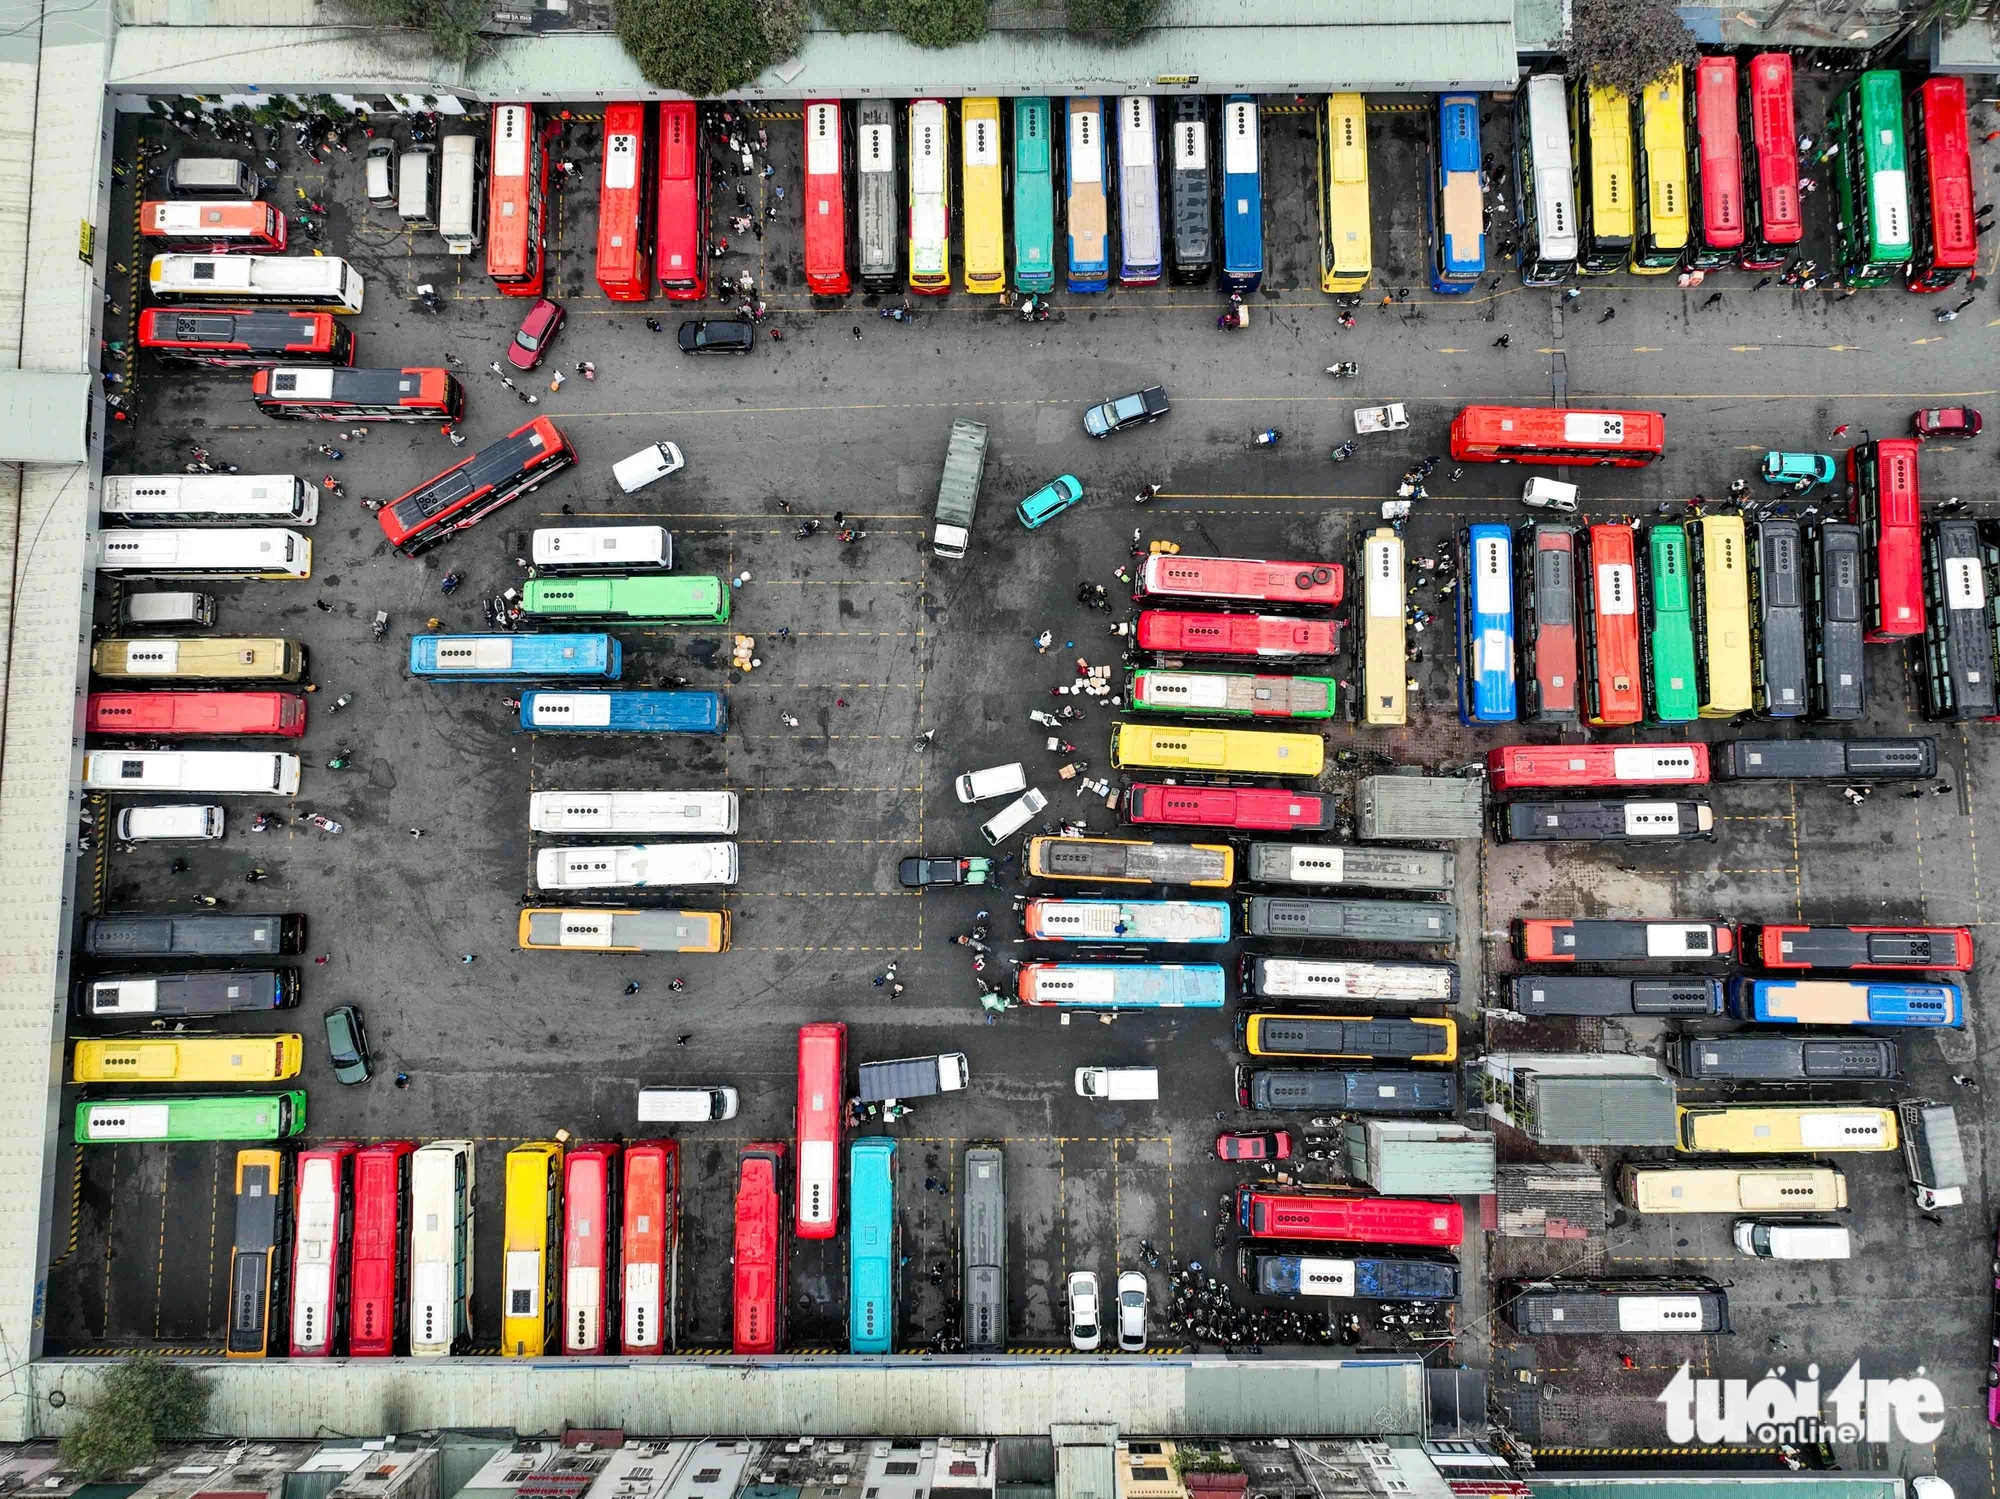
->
left=1668, top=1034, right=1899, bottom=1082
left=1809, top=522, right=1867, bottom=721
left=1497, top=799, right=1714, bottom=843
left=1236, top=1066, right=1457, bottom=1115
left=1245, top=896, right=1455, bottom=945
left=1751, top=519, right=1808, bottom=719
left=84, top=913, right=307, bottom=957
left=1713, top=737, right=1936, bottom=781
left=1920, top=517, right=1997, bottom=721
left=1508, top=975, right=1723, bottom=1017
left=1168, top=97, right=1213, bottom=284
left=1505, top=1277, right=1730, bottom=1336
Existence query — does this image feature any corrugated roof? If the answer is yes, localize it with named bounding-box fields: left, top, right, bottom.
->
left=1526, top=1075, right=1679, bottom=1145
left=1530, top=1479, right=1905, bottom=1499
left=0, top=372, right=94, bottom=463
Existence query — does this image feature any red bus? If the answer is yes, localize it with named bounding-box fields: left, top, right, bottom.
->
left=657, top=102, right=707, bottom=301
left=733, top=1143, right=786, bottom=1355
left=487, top=104, right=551, bottom=297
left=1486, top=743, right=1709, bottom=791
left=88, top=691, right=305, bottom=738
left=1132, top=611, right=1341, bottom=659
left=1689, top=58, right=1744, bottom=268
left=1521, top=522, right=1579, bottom=724
left=347, top=1141, right=414, bottom=1357
left=1847, top=439, right=1924, bottom=642
left=138, top=307, right=353, bottom=368
left=1124, top=783, right=1329, bottom=832
left=562, top=1143, right=620, bottom=1355
left=596, top=103, right=652, bottom=302
left=1450, top=406, right=1666, bottom=466
left=1741, top=53, right=1802, bottom=270
left=620, top=1140, right=678, bottom=1355
left=378, top=416, right=576, bottom=556
left=141, top=200, right=287, bottom=253
left=1906, top=77, right=1977, bottom=294
left=1580, top=524, right=1643, bottom=727
left=288, top=1141, right=356, bottom=1357
left=1235, top=1187, right=1463, bottom=1248
left=251, top=366, right=464, bottom=423
left=803, top=100, right=851, bottom=296
left=1136, top=554, right=1343, bottom=608
left=1514, top=917, right=1734, bottom=963
left=795, top=1021, right=845, bottom=1239
left=1750, top=923, right=1974, bottom=972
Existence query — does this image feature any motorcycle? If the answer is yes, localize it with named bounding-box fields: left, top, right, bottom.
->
left=1133, top=483, right=1162, bottom=505
left=439, top=572, right=463, bottom=595
left=303, top=812, right=343, bottom=834
left=1330, top=441, right=1357, bottom=462
left=416, top=283, right=443, bottom=314
left=1253, top=428, right=1282, bottom=447
left=1326, top=362, right=1359, bottom=377
left=372, top=610, right=389, bottom=641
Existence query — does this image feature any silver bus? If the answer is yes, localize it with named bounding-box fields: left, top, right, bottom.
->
left=1246, top=843, right=1454, bottom=893
left=1244, top=896, right=1456, bottom=945
left=1242, top=955, right=1458, bottom=1004
left=856, top=101, right=899, bottom=292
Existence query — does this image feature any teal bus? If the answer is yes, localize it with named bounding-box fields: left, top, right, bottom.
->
left=1012, top=98, right=1057, bottom=294
left=848, top=1137, right=898, bottom=1354
left=1641, top=524, right=1700, bottom=723
left=1828, top=70, right=1911, bottom=287
left=520, top=574, right=729, bottom=623
left=77, top=1091, right=306, bottom=1143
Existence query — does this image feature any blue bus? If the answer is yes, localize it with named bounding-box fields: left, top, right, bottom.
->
left=1458, top=524, right=1517, bottom=724
left=1220, top=96, right=1264, bottom=294
left=519, top=690, right=727, bottom=735
left=848, top=1136, right=897, bottom=1354
left=1065, top=97, right=1110, bottom=292
left=1726, top=978, right=1964, bottom=1029
left=409, top=633, right=621, bottom=682
left=1428, top=94, right=1487, bottom=293
left=1018, top=962, right=1227, bottom=1008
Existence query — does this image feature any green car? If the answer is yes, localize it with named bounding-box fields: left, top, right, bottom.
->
left=1017, top=474, right=1084, bottom=529
left=1760, top=451, right=1836, bottom=486
left=323, top=1004, right=373, bottom=1085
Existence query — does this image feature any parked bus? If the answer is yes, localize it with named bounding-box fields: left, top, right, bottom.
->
left=529, top=790, right=737, bottom=835
left=1129, top=669, right=1336, bottom=720
left=562, top=1143, right=619, bottom=1355
left=1582, top=522, right=1643, bottom=727
left=594, top=103, right=651, bottom=302
left=1239, top=1067, right=1456, bottom=1116
left=81, top=748, right=301, bottom=795
left=1169, top=97, right=1214, bottom=286
left=84, top=912, right=305, bottom=958
left=907, top=99, right=951, bottom=295
left=848, top=1137, right=898, bottom=1354
left=1677, top=1104, right=1897, bottom=1155
left=1450, top=405, right=1666, bottom=465
left=103, top=474, right=319, bottom=525
left=1514, top=75, right=1579, bottom=285
left=1497, top=799, right=1714, bottom=844
left=1025, top=832, right=1234, bottom=887
left=1631, top=67, right=1689, bottom=272
left=138, top=306, right=353, bottom=367
left=1620, top=1163, right=1847, bottom=1214
left=1689, top=57, right=1744, bottom=268
left=1508, top=975, right=1724, bottom=1017
left=1011, top=98, right=1055, bottom=294
left=1246, top=1253, right=1459, bottom=1302
left=1520, top=522, right=1580, bottom=722
left=1641, top=523, right=1699, bottom=724
left=90, top=635, right=303, bottom=682
left=1247, top=843, right=1453, bottom=894
left=656, top=101, right=706, bottom=300
left=1906, top=75, right=1977, bottom=293
left=519, top=908, right=730, bottom=954
left=1117, top=96, right=1163, bottom=286
left=408, top=1138, right=476, bottom=1357
left=519, top=690, right=725, bottom=736
left=1741, top=54, right=1803, bottom=268
left=1486, top=743, right=1708, bottom=791
left=1243, top=896, right=1456, bottom=945
left=1240, top=1013, right=1456, bottom=1063
left=1573, top=82, right=1635, bottom=274
left=1749, top=923, right=1973, bottom=971
left=1726, top=977, right=1963, bottom=1028
left=1828, top=70, right=1912, bottom=287
left=1428, top=94, right=1485, bottom=292
left=1110, top=723, right=1323, bottom=779
left=1360, top=526, right=1407, bottom=727
left=486, top=104, right=550, bottom=297
left=1514, top=918, right=1733, bottom=963
left=962, top=1146, right=1006, bottom=1350
left=1022, top=897, right=1230, bottom=944
left=1124, top=782, right=1330, bottom=833
left=79, top=969, right=298, bottom=1019
left=1242, top=956, right=1458, bottom=1005
left=532, top=523, right=672, bottom=570
left=438, top=133, right=483, bottom=255
left=1689, top=515, right=1753, bottom=718
left=520, top=573, right=728, bottom=623
left=1235, top=1187, right=1463, bottom=1248
left=88, top=690, right=305, bottom=738
left=1133, top=610, right=1340, bottom=659
left=1017, top=962, right=1227, bottom=1008
left=1505, top=1279, right=1729, bottom=1335
left=288, top=1142, right=355, bottom=1358
left=1065, top=98, right=1109, bottom=291
left=501, top=1140, right=562, bottom=1357
left=226, top=1148, right=291, bottom=1357
left=795, top=1022, right=845, bottom=1240
left=961, top=98, right=1006, bottom=294
left=801, top=100, right=850, bottom=296
left=1458, top=523, right=1516, bottom=723
left=1671, top=1035, right=1899, bottom=1082
left=410, top=633, right=619, bottom=682
left=534, top=841, right=737, bottom=891
left=150, top=253, right=363, bottom=314
left=1317, top=94, right=1371, bottom=293
left=1850, top=439, right=1926, bottom=641
left=1751, top=519, right=1809, bottom=719
left=72, top=1034, right=303, bottom=1084
left=620, top=1140, right=678, bottom=1354
left=95, top=527, right=310, bottom=580
left=1220, top=96, right=1263, bottom=293
left=1811, top=521, right=1867, bottom=720
left=251, top=366, right=463, bottom=423
left=377, top=416, right=575, bottom=556
left=1715, top=736, right=1935, bottom=781
left=732, top=1144, right=787, bottom=1354
left=348, top=1140, right=415, bottom=1357
left=1138, top=552, right=1344, bottom=606
left=76, top=1091, right=305, bottom=1143
left=857, top=101, right=900, bottom=293
left=1920, top=517, right=1997, bottom=720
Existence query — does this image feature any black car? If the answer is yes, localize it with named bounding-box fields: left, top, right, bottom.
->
left=897, top=855, right=995, bottom=888
left=324, top=1004, right=373, bottom=1085
left=678, top=318, right=756, bottom=355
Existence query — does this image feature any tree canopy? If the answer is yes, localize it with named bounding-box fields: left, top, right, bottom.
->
left=1566, top=0, right=1699, bottom=97
left=614, top=0, right=806, bottom=94
left=58, top=1361, right=212, bottom=1481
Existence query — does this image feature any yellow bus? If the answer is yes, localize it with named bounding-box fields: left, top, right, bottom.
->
left=90, top=636, right=306, bottom=681
left=1110, top=723, right=1324, bottom=778
left=1360, top=527, right=1407, bottom=726
left=1316, top=94, right=1372, bottom=293
left=1024, top=834, right=1234, bottom=888
left=1676, top=1104, right=1897, bottom=1154
left=1241, top=1012, right=1457, bottom=1063
left=73, top=1034, right=303, bottom=1084
left=1690, top=515, right=1754, bottom=717
left=1574, top=82, right=1635, bottom=274
left=502, top=1140, right=563, bottom=1357
left=517, top=908, right=730, bottom=953
left=1631, top=66, right=1689, bottom=273
left=960, top=98, right=1006, bottom=294
left=1619, top=1163, right=1848, bottom=1213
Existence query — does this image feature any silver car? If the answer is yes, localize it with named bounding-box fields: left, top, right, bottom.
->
left=1116, top=1270, right=1148, bottom=1351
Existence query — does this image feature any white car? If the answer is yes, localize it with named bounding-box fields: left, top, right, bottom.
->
left=1117, top=1270, right=1148, bottom=1351
left=1066, top=1270, right=1101, bottom=1352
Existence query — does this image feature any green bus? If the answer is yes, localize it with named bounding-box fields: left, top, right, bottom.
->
left=1012, top=97, right=1057, bottom=294
left=520, top=574, right=729, bottom=623
left=1641, top=524, right=1700, bottom=724
left=76, top=1091, right=306, bottom=1143
left=1828, top=70, right=1912, bottom=287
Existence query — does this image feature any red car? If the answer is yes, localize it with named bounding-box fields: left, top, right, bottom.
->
left=1215, top=1130, right=1293, bottom=1162
left=1913, top=406, right=1983, bottom=440
left=507, top=297, right=566, bottom=371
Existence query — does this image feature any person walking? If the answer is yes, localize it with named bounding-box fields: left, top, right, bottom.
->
left=1701, top=291, right=1724, bottom=309
left=624, top=981, right=641, bottom=995
left=1598, top=306, right=1616, bottom=323
left=1832, top=423, right=1850, bottom=439
left=1492, top=333, right=1511, bottom=348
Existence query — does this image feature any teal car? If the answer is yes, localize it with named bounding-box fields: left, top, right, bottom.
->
left=1017, top=474, right=1084, bottom=529
left=1760, top=451, right=1837, bottom=485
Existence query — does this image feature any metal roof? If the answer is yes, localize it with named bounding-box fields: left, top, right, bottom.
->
left=1524, top=1074, right=1680, bottom=1146
left=1529, top=1479, right=1906, bottom=1499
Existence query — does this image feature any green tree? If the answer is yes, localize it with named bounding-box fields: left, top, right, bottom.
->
left=58, top=1360, right=212, bottom=1480
left=1565, top=0, right=1698, bottom=98
left=814, top=0, right=989, bottom=49
left=340, top=0, right=489, bottom=63
left=614, top=0, right=806, bottom=94
left=1064, top=0, right=1160, bottom=43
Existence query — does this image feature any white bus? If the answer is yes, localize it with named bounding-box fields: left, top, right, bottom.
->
left=531, top=525, right=672, bottom=570
left=81, top=749, right=301, bottom=796
left=535, top=842, right=739, bottom=890
left=409, top=1139, right=476, bottom=1357
left=438, top=135, right=483, bottom=254
left=289, top=1149, right=343, bottom=1356
left=103, top=475, right=319, bottom=526
left=95, top=527, right=311, bottom=580
left=529, top=790, right=738, bottom=835
left=148, top=253, right=365, bottom=314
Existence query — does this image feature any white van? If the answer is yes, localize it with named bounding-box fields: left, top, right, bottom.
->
left=171, top=158, right=256, bottom=197
left=121, top=591, right=216, bottom=628
left=1075, top=1066, right=1159, bottom=1102
left=957, top=761, right=1028, bottom=804
left=115, top=804, right=225, bottom=841
left=365, top=140, right=396, bottom=206
left=980, top=787, right=1046, bottom=846
left=1523, top=477, right=1580, bottom=513
left=398, top=147, right=435, bottom=227
left=612, top=442, right=686, bottom=494
left=1731, top=1220, right=1852, bottom=1260
left=637, top=1084, right=739, bottom=1122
